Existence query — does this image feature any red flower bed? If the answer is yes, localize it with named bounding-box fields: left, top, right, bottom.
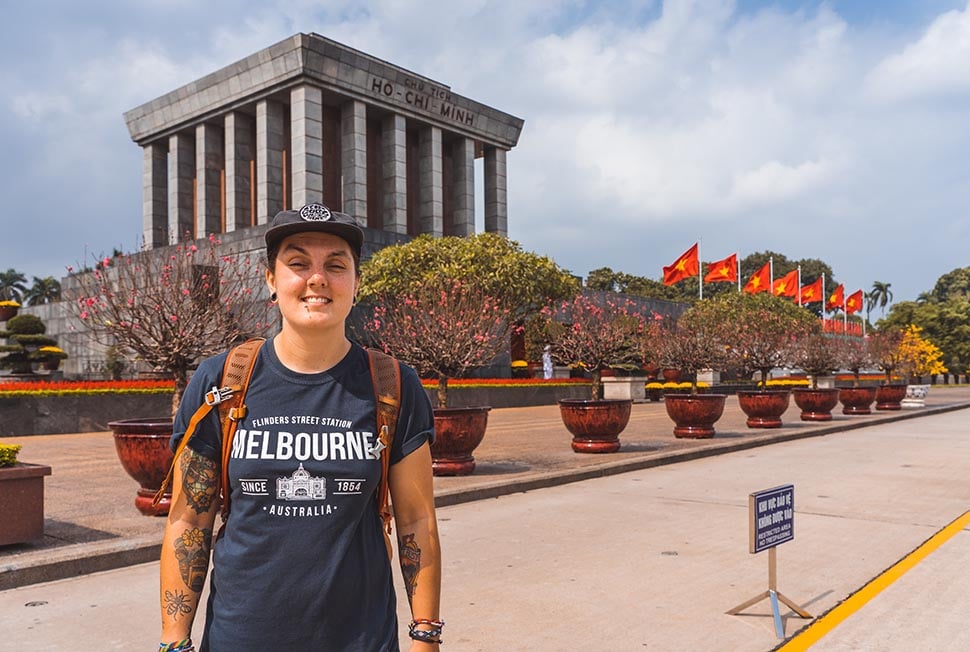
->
left=0, top=379, right=174, bottom=397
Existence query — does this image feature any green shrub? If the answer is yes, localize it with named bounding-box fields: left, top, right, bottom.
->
left=0, top=443, right=22, bottom=467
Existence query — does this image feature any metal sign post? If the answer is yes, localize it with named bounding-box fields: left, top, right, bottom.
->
left=727, top=484, right=811, bottom=638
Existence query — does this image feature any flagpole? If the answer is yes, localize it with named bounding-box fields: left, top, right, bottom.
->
left=737, top=255, right=742, bottom=293
left=821, top=273, right=826, bottom=326
left=769, top=257, right=774, bottom=287
left=843, top=293, right=847, bottom=334
left=862, top=295, right=867, bottom=337
left=698, top=241, right=703, bottom=301
left=797, top=266, right=802, bottom=307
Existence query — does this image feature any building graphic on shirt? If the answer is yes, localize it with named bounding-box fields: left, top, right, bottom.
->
left=277, top=464, right=326, bottom=500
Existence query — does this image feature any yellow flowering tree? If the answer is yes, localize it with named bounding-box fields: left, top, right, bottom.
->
left=897, top=325, right=947, bottom=382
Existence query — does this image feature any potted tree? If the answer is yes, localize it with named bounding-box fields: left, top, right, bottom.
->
left=897, top=324, right=947, bottom=407
left=833, top=336, right=876, bottom=415
left=656, top=307, right=729, bottom=439
left=0, top=299, right=20, bottom=322
left=67, top=236, right=270, bottom=515
left=0, top=442, right=52, bottom=545
left=712, top=293, right=815, bottom=428
left=0, top=314, right=60, bottom=376
left=868, top=329, right=908, bottom=410
left=542, top=294, right=648, bottom=453
left=791, top=332, right=841, bottom=421
left=362, top=277, right=512, bottom=475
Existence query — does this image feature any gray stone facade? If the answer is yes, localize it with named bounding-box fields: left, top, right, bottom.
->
left=124, top=33, right=523, bottom=243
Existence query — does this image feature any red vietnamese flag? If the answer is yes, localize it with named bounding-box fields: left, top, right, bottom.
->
left=826, top=284, right=844, bottom=312
left=742, top=262, right=771, bottom=294
left=704, top=253, right=738, bottom=283
left=772, top=269, right=799, bottom=298
left=662, top=243, right=699, bottom=286
left=845, top=290, right=864, bottom=315
left=800, top=277, right=824, bottom=304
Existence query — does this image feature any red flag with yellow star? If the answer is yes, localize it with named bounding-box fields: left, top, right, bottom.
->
left=663, top=243, right=699, bottom=286
left=772, top=269, right=799, bottom=298
left=704, top=253, right=738, bottom=283
left=845, top=290, right=864, bottom=315
left=742, top=262, right=771, bottom=294
left=826, top=284, right=844, bottom=312
left=799, top=277, right=824, bottom=304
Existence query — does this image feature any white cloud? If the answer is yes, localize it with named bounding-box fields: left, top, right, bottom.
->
left=865, top=2, right=970, bottom=102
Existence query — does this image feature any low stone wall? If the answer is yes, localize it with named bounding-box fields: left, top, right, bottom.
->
left=424, top=384, right=591, bottom=408
left=0, top=394, right=174, bottom=437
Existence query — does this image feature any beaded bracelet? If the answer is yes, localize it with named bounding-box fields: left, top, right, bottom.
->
left=159, top=639, right=195, bottom=652
left=409, top=619, right=444, bottom=644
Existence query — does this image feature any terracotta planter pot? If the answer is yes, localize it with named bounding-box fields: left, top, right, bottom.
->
left=661, top=368, right=681, bottom=383
left=109, top=418, right=175, bottom=516
left=838, top=387, right=877, bottom=415
left=558, top=399, right=632, bottom=453
left=0, top=305, right=18, bottom=321
left=431, top=406, right=490, bottom=476
left=737, top=390, right=791, bottom=428
left=875, top=384, right=907, bottom=411
left=663, top=393, right=727, bottom=439
left=792, top=388, right=840, bottom=421
left=0, top=462, right=52, bottom=545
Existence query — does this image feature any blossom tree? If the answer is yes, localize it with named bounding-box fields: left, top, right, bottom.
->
left=361, top=277, right=513, bottom=408
left=791, top=331, right=839, bottom=389
left=833, top=336, right=872, bottom=387
left=541, top=294, right=649, bottom=400
left=696, top=293, right=816, bottom=389
left=867, top=328, right=906, bottom=384
left=67, top=235, right=272, bottom=415
left=656, top=309, right=728, bottom=394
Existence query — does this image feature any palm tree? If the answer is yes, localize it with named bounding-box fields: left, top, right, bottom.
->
left=868, top=281, right=894, bottom=317
left=23, top=276, right=62, bottom=306
left=0, top=269, right=28, bottom=302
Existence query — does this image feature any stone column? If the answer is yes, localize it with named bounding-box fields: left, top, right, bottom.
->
left=167, top=132, right=195, bottom=243
left=341, top=100, right=367, bottom=222
left=224, top=111, right=253, bottom=233
left=142, top=142, right=168, bottom=248
left=484, top=146, right=508, bottom=235
left=451, top=137, right=475, bottom=236
left=290, top=85, right=323, bottom=208
left=418, top=125, right=443, bottom=236
left=256, top=99, right=285, bottom=225
left=381, top=114, right=407, bottom=234
left=195, top=122, right=223, bottom=237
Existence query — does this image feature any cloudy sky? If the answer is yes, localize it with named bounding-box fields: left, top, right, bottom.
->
left=2, top=0, right=968, bottom=303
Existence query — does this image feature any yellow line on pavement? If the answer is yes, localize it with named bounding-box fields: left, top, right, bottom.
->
left=779, top=510, right=970, bottom=651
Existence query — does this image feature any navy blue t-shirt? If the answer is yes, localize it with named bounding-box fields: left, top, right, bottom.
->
left=171, top=341, right=435, bottom=652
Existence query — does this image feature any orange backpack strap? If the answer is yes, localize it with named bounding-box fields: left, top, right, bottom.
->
left=366, top=348, right=402, bottom=560
left=151, top=338, right=265, bottom=515
left=216, top=338, right=265, bottom=519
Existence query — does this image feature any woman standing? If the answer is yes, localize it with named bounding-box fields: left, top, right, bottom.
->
left=158, top=203, right=442, bottom=651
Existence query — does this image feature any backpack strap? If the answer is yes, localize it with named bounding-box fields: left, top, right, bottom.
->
left=216, top=338, right=265, bottom=518
left=152, top=338, right=265, bottom=516
left=366, top=348, right=402, bottom=560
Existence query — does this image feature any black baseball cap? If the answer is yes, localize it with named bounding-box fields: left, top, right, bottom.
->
left=265, top=203, right=364, bottom=257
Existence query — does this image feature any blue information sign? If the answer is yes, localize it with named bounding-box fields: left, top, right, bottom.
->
left=749, top=484, right=794, bottom=554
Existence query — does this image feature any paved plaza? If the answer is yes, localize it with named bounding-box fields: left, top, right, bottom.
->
left=1, top=389, right=968, bottom=649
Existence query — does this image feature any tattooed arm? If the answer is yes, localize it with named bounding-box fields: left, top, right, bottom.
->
left=159, top=447, right=220, bottom=643
left=389, top=441, right=442, bottom=651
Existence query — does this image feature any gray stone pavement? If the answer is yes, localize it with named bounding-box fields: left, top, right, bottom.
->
left=1, top=405, right=968, bottom=650
left=2, top=388, right=969, bottom=592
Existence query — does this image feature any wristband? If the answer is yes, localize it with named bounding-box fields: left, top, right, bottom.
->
left=159, top=639, right=195, bottom=652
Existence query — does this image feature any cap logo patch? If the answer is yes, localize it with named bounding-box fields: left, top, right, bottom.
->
left=299, top=203, right=332, bottom=222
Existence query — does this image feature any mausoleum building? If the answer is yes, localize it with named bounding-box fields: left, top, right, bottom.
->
left=124, top=33, right=524, bottom=250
